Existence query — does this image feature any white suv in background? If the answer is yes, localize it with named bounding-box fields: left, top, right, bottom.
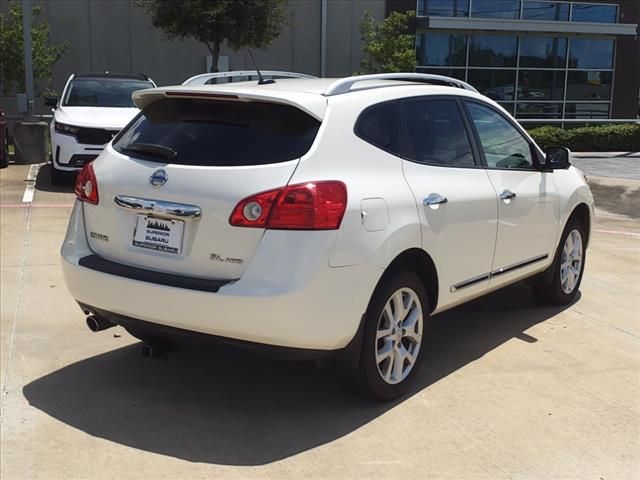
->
left=47, top=72, right=156, bottom=185
left=61, top=73, right=594, bottom=400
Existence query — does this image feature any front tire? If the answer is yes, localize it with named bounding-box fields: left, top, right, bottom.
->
left=352, top=271, right=429, bottom=401
left=533, top=217, right=587, bottom=305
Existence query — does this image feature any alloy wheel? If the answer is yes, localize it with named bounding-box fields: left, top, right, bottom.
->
left=375, top=287, right=423, bottom=385
left=560, top=229, right=583, bottom=294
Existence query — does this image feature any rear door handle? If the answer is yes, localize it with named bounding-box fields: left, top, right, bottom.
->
left=423, top=193, right=448, bottom=206
left=499, top=189, right=516, bottom=201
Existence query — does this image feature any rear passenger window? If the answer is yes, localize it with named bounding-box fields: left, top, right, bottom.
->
left=355, top=102, right=399, bottom=154
left=402, top=98, right=476, bottom=168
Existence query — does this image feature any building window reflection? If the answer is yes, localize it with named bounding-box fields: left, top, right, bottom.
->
left=571, top=3, right=618, bottom=23
left=469, top=35, right=518, bottom=67
left=518, top=70, right=565, bottom=101
left=568, top=38, right=615, bottom=69
left=417, top=41, right=615, bottom=119
left=519, top=37, right=567, bottom=68
left=566, top=71, right=613, bottom=101
left=419, top=0, right=618, bottom=23
left=522, top=1, right=570, bottom=21
left=468, top=70, right=518, bottom=100
left=471, top=0, right=521, bottom=19
left=416, top=1, right=619, bottom=120
left=418, top=0, right=470, bottom=17
left=565, top=103, right=611, bottom=118
left=516, top=103, right=563, bottom=118
left=416, top=33, right=467, bottom=66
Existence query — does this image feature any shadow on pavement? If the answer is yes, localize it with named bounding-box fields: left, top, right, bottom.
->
left=23, top=282, right=575, bottom=465
left=34, top=163, right=75, bottom=193
left=588, top=181, right=640, bottom=219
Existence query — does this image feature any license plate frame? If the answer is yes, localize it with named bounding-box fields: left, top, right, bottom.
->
left=132, top=215, right=184, bottom=255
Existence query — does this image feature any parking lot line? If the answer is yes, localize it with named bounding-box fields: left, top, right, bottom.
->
left=21, top=163, right=45, bottom=204
left=21, top=185, right=34, bottom=203
left=0, top=197, right=33, bottom=426
left=594, top=228, right=640, bottom=237
left=0, top=204, right=74, bottom=208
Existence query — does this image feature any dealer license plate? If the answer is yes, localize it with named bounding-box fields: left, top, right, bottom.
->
left=133, top=215, right=184, bottom=255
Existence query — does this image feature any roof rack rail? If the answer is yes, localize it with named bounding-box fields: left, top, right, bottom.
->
left=324, top=73, right=478, bottom=96
left=182, top=70, right=317, bottom=86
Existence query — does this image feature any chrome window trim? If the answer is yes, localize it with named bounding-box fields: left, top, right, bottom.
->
left=451, top=253, right=549, bottom=292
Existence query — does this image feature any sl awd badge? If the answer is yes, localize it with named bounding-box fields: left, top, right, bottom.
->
left=149, top=169, right=168, bottom=188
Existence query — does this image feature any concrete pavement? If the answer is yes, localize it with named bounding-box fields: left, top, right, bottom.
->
left=571, top=152, right=640, bottom=181
left=1, top=164, right=638, bottom=479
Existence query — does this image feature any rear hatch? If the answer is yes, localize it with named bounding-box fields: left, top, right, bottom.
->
left=83, top=95, right=322, bottom=280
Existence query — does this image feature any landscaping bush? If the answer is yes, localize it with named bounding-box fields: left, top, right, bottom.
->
left=528, top=123, right=640, bottom=152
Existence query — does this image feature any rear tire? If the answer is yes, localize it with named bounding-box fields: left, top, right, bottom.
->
left=351, top=271, right=429, bottom=401
left=532, top=217, right=587, bottom=305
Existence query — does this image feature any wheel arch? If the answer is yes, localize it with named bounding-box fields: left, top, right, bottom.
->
left=335, top=247, right=439, bottom=376
left=566, top=202, right=592, bottom=248
left=377, top=248, right=439, bottom=313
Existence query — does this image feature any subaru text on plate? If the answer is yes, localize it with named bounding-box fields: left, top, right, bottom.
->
left=61, top=72, right=594, bottom=400
left=47, top=72, right=156, bottom=185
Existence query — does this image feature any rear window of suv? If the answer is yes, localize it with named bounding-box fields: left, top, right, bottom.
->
left=113, top=98, right=321, bottom=166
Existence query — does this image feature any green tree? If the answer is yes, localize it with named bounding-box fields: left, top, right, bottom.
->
left=0, top=2, right=68, bottom=96
left=137, top=0, right=288, bottom=73
left=360, top=10, right=417, bottom=74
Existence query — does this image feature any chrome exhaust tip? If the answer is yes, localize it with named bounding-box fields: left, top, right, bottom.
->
left=86, top=315, right=115, bottom=332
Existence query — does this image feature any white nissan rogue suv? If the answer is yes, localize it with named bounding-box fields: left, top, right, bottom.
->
left=61, top=73, right=594, bottom=400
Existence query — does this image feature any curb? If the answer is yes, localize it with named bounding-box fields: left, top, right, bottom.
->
left=572, top=152, right=640, bottom=158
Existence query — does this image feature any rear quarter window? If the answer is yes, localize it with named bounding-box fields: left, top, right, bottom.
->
left=354, top=101, right=400, bottom=155
left=113, top=98, right=320, bottom=166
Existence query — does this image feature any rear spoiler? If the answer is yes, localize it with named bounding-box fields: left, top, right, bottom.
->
left=132, top=86, right=327, bottom=121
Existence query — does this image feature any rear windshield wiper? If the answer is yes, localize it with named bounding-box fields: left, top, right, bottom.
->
left=120, top=143, right=177, bottom=160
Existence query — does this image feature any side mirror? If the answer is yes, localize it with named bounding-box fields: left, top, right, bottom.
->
left=43, top=94, right=58, bottom=108
left=544, top=146, right=570, bottom=170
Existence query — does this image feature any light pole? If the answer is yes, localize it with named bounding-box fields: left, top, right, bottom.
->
left=22, top=0, right=34, bottom=119
left=14, top=0, right=48, bottom=166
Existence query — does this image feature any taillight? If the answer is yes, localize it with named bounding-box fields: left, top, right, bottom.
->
left=230, top=181, right=347, bottom=230
left=74, top=162, right=99, bottom=205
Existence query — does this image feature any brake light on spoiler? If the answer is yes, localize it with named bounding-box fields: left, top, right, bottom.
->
left=230, top=181, right=347, bottom=230
left=164, top=92, right=239, bottom=100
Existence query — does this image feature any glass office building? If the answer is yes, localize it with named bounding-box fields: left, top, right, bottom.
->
left=408, top=0, right=639, bottom=121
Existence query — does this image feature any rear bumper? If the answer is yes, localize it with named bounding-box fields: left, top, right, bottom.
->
left=61, top=201, right=381, bottom=351
left=79, top=303, right=347, bottom=360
